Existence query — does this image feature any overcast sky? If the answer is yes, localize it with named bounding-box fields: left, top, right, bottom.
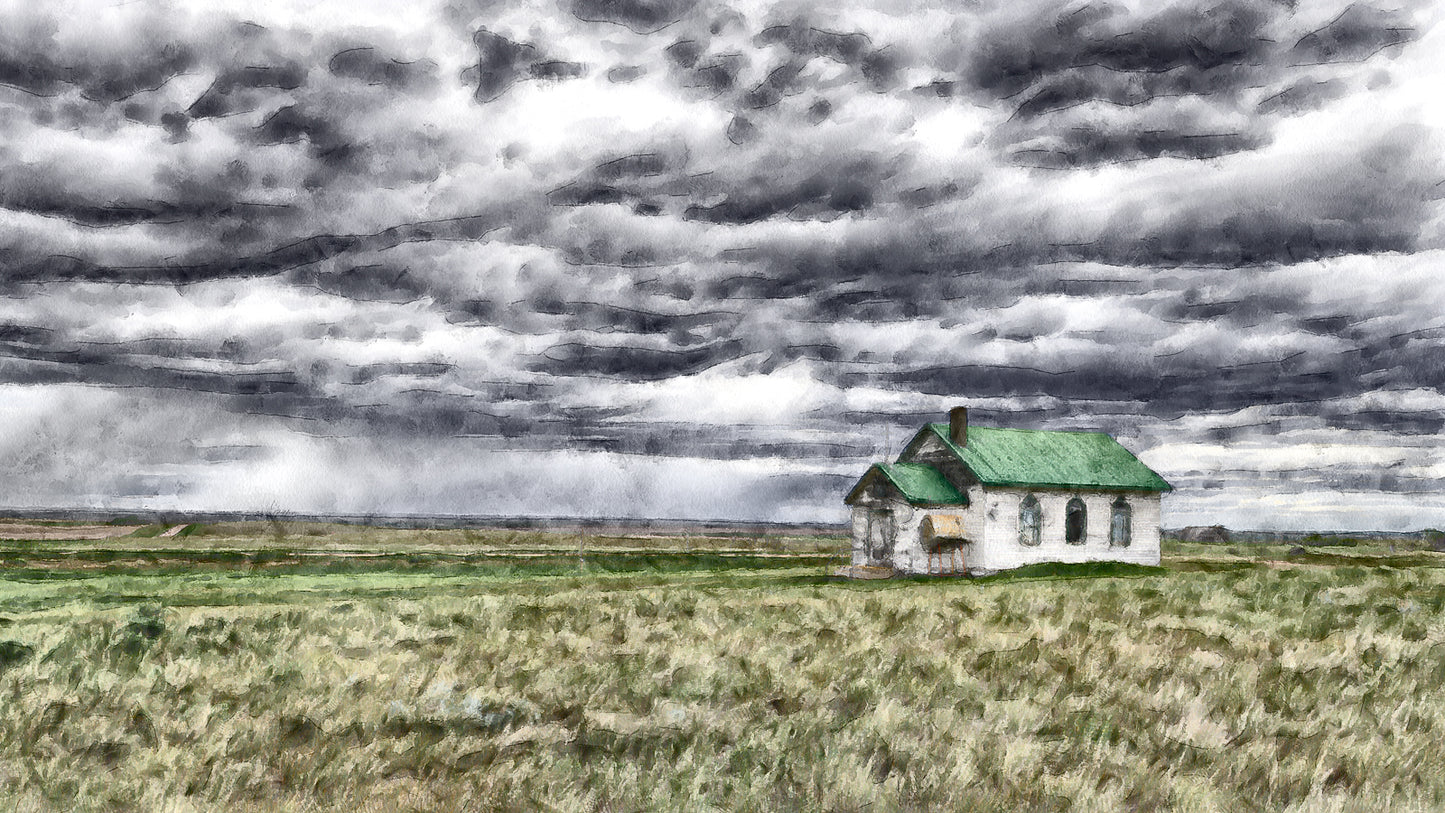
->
left=1, top=0, right=1442, bottom=530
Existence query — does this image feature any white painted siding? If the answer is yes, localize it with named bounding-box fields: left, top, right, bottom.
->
left=971, top=489, right=1161, bottom=572
left=850, top=506, right=869, bottom=566
left=888, top=501, right=926, bottom=573
left=852, top=487, right=1161, bottom=573
left=889, top=486, right=987, bottom=575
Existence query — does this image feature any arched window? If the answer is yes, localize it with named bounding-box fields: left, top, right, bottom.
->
left=1019, top=495, right=1041, bottom=547
left=1110, top=497, right=1132, bottom=547
left=1065, top=498, right=1087, bottom=545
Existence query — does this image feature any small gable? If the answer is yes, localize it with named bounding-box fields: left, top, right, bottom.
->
left=844, top=462, right=968, bottom=506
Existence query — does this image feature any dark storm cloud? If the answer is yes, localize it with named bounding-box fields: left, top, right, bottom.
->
left=724, top=114, right=758, bottom=144
left=805, top=97, right=832, bottom=123
left=0, top=215, right=501, bottom=286
left=742, top=127, right=1433, bottom=283
left=1174, top=467, right=1445, bottom=495
left=464, top=28, right=587, bottom=101
left=684, top=55, right=746, bottom=94
left=668, top=16, right=900, bottom=123
left=1005, top=66, right=1258, bottom=120
left=465, top=29, right=538, bottom=102
left=755, top=22, right=873, bottom=65
left=556, top=425, right=875, bottom=460
left=568, top=0, right=699, bottom=34
left=681, top=165, right=876, bottom=221
left=966, top=0, right=1278, bottom=99
left=187, top=62, right=308, bottom=118
left=1008, top=125, right=1266, bottom=168
left=533, top=339, right=749, bottom=380
left=1255, top=77, right=1349, bottom=115
left=251, top=104, right=357, bottom=168
left=948, top=0, right=1419, bottom=165
left=0, top=188, right=206, bottom=228
left=0, top=21, right=196, bottom=102
left=289, top=265, right=434, bottom=304
left=328, top=47, right=439, bottom=91
left=750, top=17, right=901, bottom=88
left=0, top=338, right=310, bottom=398
left=1291, top=4, right=1416, bottom=64
left=741, top=61, right=806, bottom=109
left=854, top=340, right=1430, bottom=426
left=530, top=59, right=588, bottom=80
left=664, top=39, right=705, bottom=69
left=606, top=64, right=648, bottom=82
left=522, top=297, right=743, bottom=341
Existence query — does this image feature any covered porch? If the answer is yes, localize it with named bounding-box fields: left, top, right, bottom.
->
left=921, top=514, right=970, bottom=576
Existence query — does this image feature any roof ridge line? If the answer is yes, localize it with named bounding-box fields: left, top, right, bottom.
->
left=927, top=422, right=1111, bottom=436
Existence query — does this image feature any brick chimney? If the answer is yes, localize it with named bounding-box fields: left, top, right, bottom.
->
left=949, top=406, right=968, bottom=446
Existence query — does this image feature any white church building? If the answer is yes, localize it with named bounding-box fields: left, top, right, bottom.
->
left=844, top=408, right=1172, bottom=576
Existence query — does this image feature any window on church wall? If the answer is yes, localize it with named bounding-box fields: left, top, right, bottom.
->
left=1019, top=495, right=1041, bottom=547
left=1065, top=498, right=1086, bottom=545
left=1110, top=497, right=1132, bottom=547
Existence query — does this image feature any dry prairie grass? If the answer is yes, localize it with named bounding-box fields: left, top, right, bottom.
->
left=1, top=532, right=1444, bottom=811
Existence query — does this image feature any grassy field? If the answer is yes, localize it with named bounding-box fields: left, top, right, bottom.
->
left=2, top=522, right=1445, bottom=811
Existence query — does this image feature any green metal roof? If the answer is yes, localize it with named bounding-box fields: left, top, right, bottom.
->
left=923, top=423, right=1172, bottom=492
left=845, top=462, right=967, bottom=506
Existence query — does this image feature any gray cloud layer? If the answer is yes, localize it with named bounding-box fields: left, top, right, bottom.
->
left=0, top=0, right=1442, bottom=529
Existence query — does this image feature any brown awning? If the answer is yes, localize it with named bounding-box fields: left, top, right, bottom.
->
left=921, top=514, right=970, bottom=550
